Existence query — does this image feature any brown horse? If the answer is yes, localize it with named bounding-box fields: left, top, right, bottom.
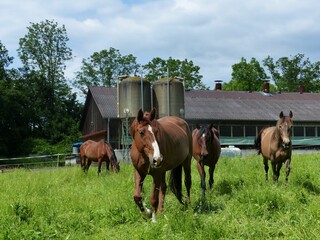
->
left=80, top=139, right=120, bottom=175
left=130, top=108, right=193, bottom=222
left=192, top=124, right=221, bottom=200
left=255, top=111, right=293, bottom=183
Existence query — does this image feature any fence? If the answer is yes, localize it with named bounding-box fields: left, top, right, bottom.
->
left=0, top=153, right=79, bottom=172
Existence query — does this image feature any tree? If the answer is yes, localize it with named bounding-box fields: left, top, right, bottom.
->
left=263, top=54, right=320, bottom=92
left=73, top=47, right=141, bottom=95
left=223, top=57, right=269, bottom=91
left=0, top=40, right=14, bottom=80
left=17, top=20, right=80, bottom=143
left=143, top=57, right=207, bottom=89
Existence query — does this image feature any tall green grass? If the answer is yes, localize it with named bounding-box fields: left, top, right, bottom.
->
left=0, top=153, right=319, bottom=239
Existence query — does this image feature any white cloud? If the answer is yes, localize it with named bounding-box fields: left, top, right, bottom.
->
left=1, top=0, right=320, bottom=91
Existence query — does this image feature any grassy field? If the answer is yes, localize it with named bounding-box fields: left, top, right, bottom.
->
left=0, top=153, right=319, bottom=239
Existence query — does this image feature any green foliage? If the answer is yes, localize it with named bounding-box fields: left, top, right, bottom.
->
left=224, top=57, right=269, bottom=91
left=263, top=53, right=320, bottom=92
left=0, top=153, right=320, bottom=239
left=143, top=57, right=208, bottom=89
left=73, top=47, right=141, bottom=96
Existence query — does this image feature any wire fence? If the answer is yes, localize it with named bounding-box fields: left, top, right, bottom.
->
left=0, top=153, right=79, bottom=173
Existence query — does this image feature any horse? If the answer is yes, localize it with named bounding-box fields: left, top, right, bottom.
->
left=130, top=108, right=193, bottom=222
left=255, top=111, right=293, bottom=183
left=192, top=123, right=221, bottom=200
left=80, top=139, right=120, bottom=175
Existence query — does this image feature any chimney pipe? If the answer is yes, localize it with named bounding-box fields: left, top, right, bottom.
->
left=299, top=84, right=305, bottom=94
left=263, top=80, right=270, bottom=93
left=215, top=80, right=223, bottom=91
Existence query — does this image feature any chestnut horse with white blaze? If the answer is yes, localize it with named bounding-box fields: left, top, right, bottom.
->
left=130, top=108, right=193, bottom=222
left=192, top=124, right=221, bottom=200
left=255, top=111, right=293, bottom=183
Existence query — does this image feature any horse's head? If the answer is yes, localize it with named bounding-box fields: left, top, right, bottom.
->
left=276, top=111, right=293, bottom=149
left=130, top=108, right=163, bottom=169
left=197, top=123, right=215, bottom=159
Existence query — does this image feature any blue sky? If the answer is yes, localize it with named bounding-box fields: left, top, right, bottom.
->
left=1, top=0, right=320, bottom=90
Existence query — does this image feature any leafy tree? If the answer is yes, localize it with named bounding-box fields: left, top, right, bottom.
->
left=73, top=47, right=141, bottom=95
left=143, top=57, right=208, bottom=89
left=263, top=54, right=320, bottom=92
left=223, top=57, right=269, bottom=91
left=17, top=19, right=80, bottom=143
left=0, top=40, right=14, bottom=80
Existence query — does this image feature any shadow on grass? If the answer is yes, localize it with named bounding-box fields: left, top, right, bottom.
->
left=193, top=198, right=225, bottom=214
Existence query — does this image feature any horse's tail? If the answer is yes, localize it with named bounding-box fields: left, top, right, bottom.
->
left=255, top=129, right=263, bottom=155
left=169, top=164, right=183, bottom=204
left=106, top=142, right=120, bottom=173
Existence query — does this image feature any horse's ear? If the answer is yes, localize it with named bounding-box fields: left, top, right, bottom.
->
left=137, top=108, right=143, bottom=121
left=289, top=110, right=293, bottom=118
left=150, top=108, right=156, bottom=121
left=279, top=111, right=284, bottom=118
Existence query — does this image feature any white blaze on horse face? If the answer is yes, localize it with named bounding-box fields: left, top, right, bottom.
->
left=148, top=125, right=162, bottom=166
left=281, top=122, right=291, bottom=147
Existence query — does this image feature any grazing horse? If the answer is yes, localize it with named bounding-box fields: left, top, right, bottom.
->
left=192, top=124, right=221, bottom=200
left=80, top=139, right=120, bottom=175
left=130, top=108, right=193, bottom=222
left=255, top=111, right=293, bottom=183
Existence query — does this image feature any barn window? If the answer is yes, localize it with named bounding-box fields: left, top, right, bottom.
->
left=245, top=126, right=256, bottom=136
left=306, top=127, right=316, bottom=137
left=232, top=126, right=244, bottom=137
left=219, top=126, right=231, bottom=137
left=293, top=126, right=304, bottom=137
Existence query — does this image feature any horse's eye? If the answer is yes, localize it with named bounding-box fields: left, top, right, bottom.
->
left=279, top=125, right=282, bottom=129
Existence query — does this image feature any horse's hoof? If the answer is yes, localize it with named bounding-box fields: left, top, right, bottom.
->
left=142, top=208, right=152, bottom=220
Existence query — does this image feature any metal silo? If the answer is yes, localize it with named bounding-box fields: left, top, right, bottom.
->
left=118, top=76, right=151, bottom=118
left=152, top=77, right=185, bottom=118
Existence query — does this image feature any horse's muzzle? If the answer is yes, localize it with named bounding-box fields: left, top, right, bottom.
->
left=151, top=154, right=163, bottom=168
left=282, top=141, right=291, bottom=149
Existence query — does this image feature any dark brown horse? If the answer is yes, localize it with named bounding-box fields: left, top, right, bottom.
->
left=192, top=124, right=221, bottom=199
left=255, top=111, right=293, bottom=183
left=80, top=139, right=120, bottom=175
left=130, top=108, right=193, bottom=222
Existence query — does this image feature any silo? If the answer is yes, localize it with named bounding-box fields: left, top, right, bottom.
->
left=152, top=77, right=185, bottom=118
left=118, top=76, right=151, bottom=118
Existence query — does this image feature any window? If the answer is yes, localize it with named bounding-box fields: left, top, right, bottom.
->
left=293, top=126, right=304, bottom=137
left=306, top=127, right=316, bottom=137
left=219, top=126, right=231, bottom=137
left=245, top=126, right=256, bottom=136
left=232, top=126, right=244, bottom=137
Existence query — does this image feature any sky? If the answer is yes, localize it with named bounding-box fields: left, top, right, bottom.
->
left=1, top=0, right=320, bottom=90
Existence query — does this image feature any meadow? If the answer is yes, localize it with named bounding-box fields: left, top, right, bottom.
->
left=0, top=153, right=319, bottom=239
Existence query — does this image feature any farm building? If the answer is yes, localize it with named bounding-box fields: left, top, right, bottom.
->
left=79, top=77, right=320, bottom=151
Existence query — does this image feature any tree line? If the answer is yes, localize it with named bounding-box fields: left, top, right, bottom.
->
left=1, top=19, right=320, bottom=157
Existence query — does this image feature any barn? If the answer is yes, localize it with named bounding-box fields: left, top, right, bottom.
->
left=79, top=78, right=320, bottom=152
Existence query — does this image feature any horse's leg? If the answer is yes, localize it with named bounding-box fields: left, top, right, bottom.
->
left=86, top=160, right=92, bottom=174
left=97, top=159, right=102, bottom=176
left=150, top=174, right=161, bottom=223
left=197, top=159, right=206, bottom=200
left=263, top=157, right=269, bottom=182
left=106, top=159, right=110, bottom=171
left=271, top=162, right=278, bottom=182
left=157, top=172, right=167, bottom=213
left=276, top=162, right=283, bottom=182
left=133, top=170, right=151, bottom=219
left=285, top=158, right=291, bottom=184
left=208, top=163, right=216, bottom=190
left=183, top=158, right=192, bottom=206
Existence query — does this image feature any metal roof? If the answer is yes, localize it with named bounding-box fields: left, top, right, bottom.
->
left=85, top=87, right=320, bottom=122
